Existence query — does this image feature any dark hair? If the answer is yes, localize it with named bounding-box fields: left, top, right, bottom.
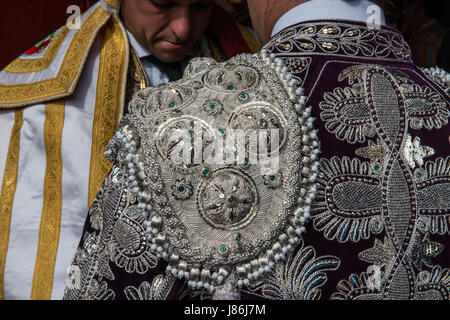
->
left=405, top=0, right=445, bottom=20
left=424, top=1, right=446, bottom=20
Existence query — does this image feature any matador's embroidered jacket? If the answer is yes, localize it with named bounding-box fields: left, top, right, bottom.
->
left=0, top=0, right=259, bottom=300
left=64, top=20, right=450, bottom=300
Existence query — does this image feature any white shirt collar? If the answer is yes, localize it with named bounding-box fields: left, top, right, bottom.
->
left=272, top=0, right=386, bottom=37
left=127, top=30, right=151, bottom=58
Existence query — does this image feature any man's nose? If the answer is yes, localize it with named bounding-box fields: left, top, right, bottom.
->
left=170, top=7, right=192, bottom=41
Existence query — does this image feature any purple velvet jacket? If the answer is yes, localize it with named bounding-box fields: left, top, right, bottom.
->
left=64, top=20, right=450, bottom=300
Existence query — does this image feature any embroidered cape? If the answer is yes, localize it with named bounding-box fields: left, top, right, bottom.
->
left=64, top=20, right=450, bottom=300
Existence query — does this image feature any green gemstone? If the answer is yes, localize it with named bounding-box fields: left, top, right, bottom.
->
left=178, top=186, right=185, bottom=192
left=196, top=67, right=202, bottom=72
left=227, top=84, right=234, bottom=90
left=218, top=128, right=225, bottom=134
left=219, top=246, right=228, bottom=253
left=155, top=120, right=160, bottom=125
left=210, top=104, right=216, bottom=109
left=169, top=102, right=175, bottom=108
left=203, top=169, right=210, bottom=176
left=259, top=120, right=266, bottom=127
left=189, top=131, right=194, bottom=137
left=228, top=197, right=235, bottom=203
left=130, top=208, right=136, bottom=213
left=270, top=175, right=276, bottom=181
left=375, top=165, right=381, bottom=172
left=240, top=93, right=247, bottom=99
left=136, top=105, right=141, bottom=110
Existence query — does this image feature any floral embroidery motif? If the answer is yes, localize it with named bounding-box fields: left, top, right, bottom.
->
left=131, top=83, right=197, bottom=121
left=83, top=279, right=115, bottom=300
left=264, top=22, right=412, bottom=62
left=416, top=265, right=450, bottom=300
left=402, top=135, right=435, bottom=169
left=171, top=179, right=193, bottom=200
left=124, top=275, right=175, bottom=300
left=404, top=85, right=449, bottom=130
left=263, top=173, right=282, bottom=189
left=312, top=156, right=383, bottom=242
left=124, top=281, right=155, bottom=300
left=410, top=233, right=444, bottom=269
left=247, top=239, right=340, bottom=300
left=416, top=158, right=450, bottom=235
left=202, top=99, right=224, bottom=115
left=319, top=87, right=373, bottom=144
left=331, top=270, right=383, bottom=299
left=197, top=168, right=258, bottom=230
left=358, top=237, right=395, bottom=267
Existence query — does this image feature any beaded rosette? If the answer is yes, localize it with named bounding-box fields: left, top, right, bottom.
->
left=105, top=50, right=320, bottom=295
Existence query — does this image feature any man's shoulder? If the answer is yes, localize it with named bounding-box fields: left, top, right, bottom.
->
left=124, top=53, right=270, bottom=121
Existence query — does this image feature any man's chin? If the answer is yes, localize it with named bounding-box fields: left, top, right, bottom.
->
left=151, top=49, right=191, bottom=63
left=152, top=42, right=193, bottom=63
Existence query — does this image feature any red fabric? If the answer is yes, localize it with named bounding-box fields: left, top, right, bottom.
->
left=208, top=5, right=252, bottom=59
left=0, top=0, right=95, bottom=69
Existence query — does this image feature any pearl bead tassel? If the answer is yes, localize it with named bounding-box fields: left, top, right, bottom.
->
left=421, top=66, right=450, bottom=93
left=224, top=49, right=322, bottom=288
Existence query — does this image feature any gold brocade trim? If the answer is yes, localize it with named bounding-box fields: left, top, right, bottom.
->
left=88, top=16, right=128, bottom=208
left=4, top=27, right=71, bottom=74
left=124, top=47, right=149, bottom=109
left=131, top=46, right=150, bottom=90
left=0, top=6, right=110, bottom=108
left=30, top=101, right=65, bottom=300
left=0, top=109, right=24, bottom=300
left=103, top=0, right=120, bottom=10
left=235, top=23, right=261, bottom=54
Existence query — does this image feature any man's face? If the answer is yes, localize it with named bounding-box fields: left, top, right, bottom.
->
left=121, top=0, right=213, bottom=62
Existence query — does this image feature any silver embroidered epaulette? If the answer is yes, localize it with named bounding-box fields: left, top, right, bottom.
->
left=104, top=50, right=320, bottom=295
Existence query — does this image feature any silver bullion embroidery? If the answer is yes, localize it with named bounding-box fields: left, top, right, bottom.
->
left=310, top=64, right=450, bottom=300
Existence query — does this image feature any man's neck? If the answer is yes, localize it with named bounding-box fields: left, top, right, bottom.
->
left=271, top=0, right=386, bottom=37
